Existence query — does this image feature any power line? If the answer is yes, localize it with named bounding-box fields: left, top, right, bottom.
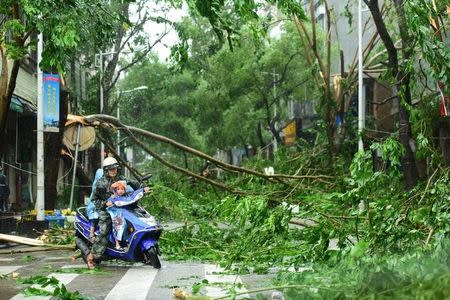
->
left=1, top=161, right=36, bottom=176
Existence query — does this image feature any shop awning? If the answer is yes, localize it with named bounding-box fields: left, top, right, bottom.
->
left=10, top=95, right=37, bottom=115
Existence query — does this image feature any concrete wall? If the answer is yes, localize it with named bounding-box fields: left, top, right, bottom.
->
left=302, top=0, right=377, bottom=75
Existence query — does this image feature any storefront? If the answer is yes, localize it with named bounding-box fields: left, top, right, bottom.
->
left=2, top=95, right=37, bottom=211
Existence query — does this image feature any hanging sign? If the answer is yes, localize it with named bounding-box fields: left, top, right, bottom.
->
left=43, top=73, right=60, bottom=132
left=283, top=120, right=297, bottom=145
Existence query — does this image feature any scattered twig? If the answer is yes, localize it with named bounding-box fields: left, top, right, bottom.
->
left=289, top=219, right=317, bottom=227
left=213, top=284, right=345, bottom=300
left=425, top=228, right=434, bottom=246
left=419, top=168, right=439, bottom=204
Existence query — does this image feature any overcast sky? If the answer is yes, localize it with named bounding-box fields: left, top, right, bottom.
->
left=136, top=2, right=187, bottom=60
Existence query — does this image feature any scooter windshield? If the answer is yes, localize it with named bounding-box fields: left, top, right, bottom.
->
left=112, top=189, right=145, bottom=207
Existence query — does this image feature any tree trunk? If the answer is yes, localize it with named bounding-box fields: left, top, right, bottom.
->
left=365, top=0, right=418, bottom=189
left=44, top=89, right=69, bottom=209
left=257, top=122, right=265, bottom=148
left=323, top=90, right=336, bottom=155
left=0, top=4, right=23, bottom=154
left=0, top=52, right=20, bottom=154
left=0, top=44, right=9, bottom=151
left=395, top=77, right=419, bottom=189
left=393, top=0, right=419, bottom=189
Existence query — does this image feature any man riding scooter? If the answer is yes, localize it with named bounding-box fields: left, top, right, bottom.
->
left=86, top=157, right=147, bottom=269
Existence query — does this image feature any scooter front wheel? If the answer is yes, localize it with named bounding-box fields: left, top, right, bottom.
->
left=144, top=247, right=161, bottom=269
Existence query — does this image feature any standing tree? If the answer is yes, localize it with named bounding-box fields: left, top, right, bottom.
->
left=362, top=0, right=446, bottom=189
left=182, top=0, right=387, bottom=161
left=96, top=0, right=173, bottom=116
left=292, top=0, right=382, bottom=155
left=0, top=1, right=118, bottom=149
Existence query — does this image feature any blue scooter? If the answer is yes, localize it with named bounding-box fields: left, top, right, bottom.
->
left=74, top=174, right=163, bottom=269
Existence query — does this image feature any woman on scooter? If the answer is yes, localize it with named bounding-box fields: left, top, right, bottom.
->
left=86, top=157, right=139, bottom=269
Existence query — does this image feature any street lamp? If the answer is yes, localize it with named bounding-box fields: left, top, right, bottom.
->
left=115, top=86, right=148, bottom=156
left=95, top=51, right=118, bottom=165
left=358, top=1, right=370, bottom=213
left=95, top=49, right=144, bottom=164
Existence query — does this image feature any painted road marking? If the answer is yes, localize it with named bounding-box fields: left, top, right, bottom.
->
left=203, top=264, right=250, bottom=299
left=0, top=265, right=22, bottom=275
left=10, top=272, right=78, bottom=300
left=105, top=266, right=158, bottom=300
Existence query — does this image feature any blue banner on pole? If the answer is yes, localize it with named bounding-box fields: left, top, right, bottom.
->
left=43, top=73, right=60, bottom=132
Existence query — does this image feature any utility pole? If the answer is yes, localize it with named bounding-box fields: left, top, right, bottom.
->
left=36, top=32, right=45, bottom=221
left=117, top=103, right=120, bottom=154
left=98, top=51, right=105, bottom=165
left=358, top=0, right=367, bottom=151
left=358, top=1, right=369, bottom=213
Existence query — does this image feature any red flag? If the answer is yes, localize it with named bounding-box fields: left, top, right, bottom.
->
left=439, top=81, right=449, bottom=116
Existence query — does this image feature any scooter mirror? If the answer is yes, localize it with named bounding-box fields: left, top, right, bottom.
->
left=140, top=173, right=153, bottom=182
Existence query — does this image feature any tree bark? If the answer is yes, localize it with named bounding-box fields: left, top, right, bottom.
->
left=0, top=4, right=24, bottom=154
left=257, top=121, right=266, bottom=149
left=0, top=44, right=9, bottom=153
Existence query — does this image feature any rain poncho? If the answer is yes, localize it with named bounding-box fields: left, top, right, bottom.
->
left=106, top=188, right=144, bottom=242
left=86, top=168, right=104, bottom=220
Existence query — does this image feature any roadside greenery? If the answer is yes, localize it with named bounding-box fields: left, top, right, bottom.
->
left=123, top=6, right=450, bottom=297
left=57, top=0, right=450, bottom=298
left=272, top=239, right=450, bottom=299
left=139, top=134, right=450, bottom=298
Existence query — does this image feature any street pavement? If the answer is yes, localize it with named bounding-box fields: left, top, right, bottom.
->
left=0, top=247, right=277, bottom=300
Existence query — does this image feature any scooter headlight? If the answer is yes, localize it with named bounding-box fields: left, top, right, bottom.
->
left=139, top=216, right=157, bottom=226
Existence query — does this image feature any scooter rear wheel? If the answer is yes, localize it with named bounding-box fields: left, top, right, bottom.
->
left=144, top=247, right=161, bottom=269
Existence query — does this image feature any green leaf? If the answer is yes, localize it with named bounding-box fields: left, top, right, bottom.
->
left=350, top=241, right=369, bottom=258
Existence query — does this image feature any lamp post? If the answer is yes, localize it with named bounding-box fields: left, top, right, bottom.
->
left=95, top=51, right=117, bottom=165
left=36, top=32, right=45, bottom=221
left=115, top=86, right=148, bottom=157
left=358, top=1, right=369, bottom=213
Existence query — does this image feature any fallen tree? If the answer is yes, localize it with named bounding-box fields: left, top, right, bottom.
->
left=85, top=114, right=333, bottom=183
left=0, top=233, right=74, bottom=250
left=83, top=113, right=334, bottom=195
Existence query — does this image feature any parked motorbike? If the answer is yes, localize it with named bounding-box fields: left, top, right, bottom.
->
left=75, top=174, right=163, bottom=269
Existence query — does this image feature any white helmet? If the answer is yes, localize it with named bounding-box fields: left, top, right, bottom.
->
left=103, top=157, right=119, bottom=170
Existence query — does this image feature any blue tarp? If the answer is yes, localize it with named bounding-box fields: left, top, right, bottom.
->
left=10, top=95, right=37, bottom=114
left=10, top=97, right=23, bottom=113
